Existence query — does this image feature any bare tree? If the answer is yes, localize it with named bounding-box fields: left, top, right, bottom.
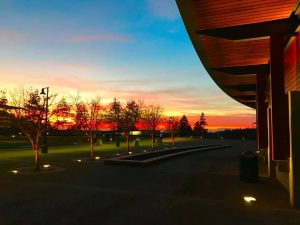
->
left=73, top=95, right=103, bottom=160
left=52, top=97, right=73, bottom=130
left=7, top=88, right=55, bottom=170
left=167, top=116, right=179, bottom=149
left=0, top=90, right=8, bottom=106
left=119, top=100, right=141, bottom=154
left=0, top=90, right=11, bottom=127
left=107, top=97, right=122, bottom=147
left=141, top=105, right=164, bottom=151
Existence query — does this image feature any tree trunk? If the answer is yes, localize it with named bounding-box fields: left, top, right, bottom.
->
left=35, top=144, right=40, bottom=170
left=151, top=131, right=154, bottom=151
left=126, top=134, right=129, bottom=154
left=90, top=137, right=94, bottom=160
left=116, top=132, right=120, bottom=147
left=30, top=138, right=39, bottom=170
left=171, top=133, right=175, bottom=149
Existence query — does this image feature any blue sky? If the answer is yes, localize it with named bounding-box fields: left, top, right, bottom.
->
left=0, top=0, right=255, bottom=129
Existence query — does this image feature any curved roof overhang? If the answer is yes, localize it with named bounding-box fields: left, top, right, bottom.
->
left=176, top=0, right=299, bottom=109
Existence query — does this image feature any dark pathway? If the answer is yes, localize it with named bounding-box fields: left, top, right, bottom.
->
left=0, top=139, right=299, bottom=225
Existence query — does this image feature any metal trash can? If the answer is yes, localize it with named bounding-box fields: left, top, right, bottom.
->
left=239, top=151, right=259, bottom=183
left=41, top=145, right=48, bottom=153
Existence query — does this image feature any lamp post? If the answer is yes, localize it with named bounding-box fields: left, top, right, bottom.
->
left=40, top=87, right=49, bottom=153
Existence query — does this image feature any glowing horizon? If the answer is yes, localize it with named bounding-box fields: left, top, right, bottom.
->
left=0, top=0, right=256, bottom=130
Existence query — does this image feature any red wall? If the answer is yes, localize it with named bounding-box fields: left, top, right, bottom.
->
left=284, top=35, right=300, bottom=91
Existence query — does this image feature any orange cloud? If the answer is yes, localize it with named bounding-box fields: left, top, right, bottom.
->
left=0, top=58, right=256, bottom=131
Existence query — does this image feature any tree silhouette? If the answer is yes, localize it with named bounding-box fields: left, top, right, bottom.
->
left=0, top=90, right=8, bottom=106
left=107, top=97, right=122, bottom=147
left=52, top=97, right=73, bottom=130
left=73, top=95, right=103, bottom=160
left=7, top=88, right=55, bottom=170
left=141, top=104, right=164, bottom=151
left=178, top=115, right=192, bottom=137
left=0, top=90, right=11, bottom=128
left=167, top=116, right=179, bottom=148
left=119, top=99, right=141, bottom=154
left=193, top=112, right=208, bottom=136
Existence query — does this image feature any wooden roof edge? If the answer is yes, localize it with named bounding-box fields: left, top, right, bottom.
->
left=176, top=0, right=256, bottom=109
left=196, top=16, right=299, bottom=40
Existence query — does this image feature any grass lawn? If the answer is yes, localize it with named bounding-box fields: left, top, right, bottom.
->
left=0, top=136, right=200, bottom=171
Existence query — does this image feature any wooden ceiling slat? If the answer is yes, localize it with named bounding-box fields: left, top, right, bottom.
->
left=196, top=6, right=294, bottom=18
left=206, top=52, right=269, bottom=56
left=193, top=0, right=297, bottom=29
left=208, top=60, right=269, bottom=68
left=194, top=2, right=294, bottom=11
left=212, top=73, right=256, bottom=86
left=212, top=64, right=269, bottom=75
left=206, top=51, right=269, bottom=57
left=238, top=99, right=256, bottom=103
left=206, top=50, right=269, bottom=54
left=198, top=13, right=293, bottom=24
left=195, top=4, right=294, bottom=14
left=177, top=0, right=297, bottom=108
left=201, top=35, right=270, bottom=67
left=198, top=16, right=293, bottom=30
left=222, top=84, right=256, bottom=91
left=193, top=0, right=295, bottom=12
left=236, top=96, right=257, bottom=100
left=198, top=13, right=292, bottom=24
left=224, top=89, right=257, bottom=97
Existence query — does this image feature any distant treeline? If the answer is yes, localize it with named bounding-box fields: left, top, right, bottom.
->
left=0, top=127, right=257, bottom=140
left=205, top=128, right=256, bottom=140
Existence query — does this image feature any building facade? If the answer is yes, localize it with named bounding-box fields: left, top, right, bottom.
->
left=176, top=0, right=300, bottom=207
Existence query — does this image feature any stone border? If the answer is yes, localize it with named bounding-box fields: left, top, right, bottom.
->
left=104, top=145, right=231, bottom=166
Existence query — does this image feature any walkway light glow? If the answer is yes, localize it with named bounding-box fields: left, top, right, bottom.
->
left=129, top=152, right=132, bottom=155
left=11, top=170, right=18, bottom=174
left=244, top=196, right=256, bottom=203
left=77, top=159, right=82, bottom=163
left=43, top=164, right=51, bottom=168
left=95, top=156, right=100, bottom=160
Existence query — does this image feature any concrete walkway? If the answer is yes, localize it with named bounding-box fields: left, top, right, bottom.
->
left=0, top=139, right=299, bottom=225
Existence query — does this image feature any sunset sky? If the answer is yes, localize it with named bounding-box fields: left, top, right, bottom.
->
left=0, top=0, right=255, bottom=130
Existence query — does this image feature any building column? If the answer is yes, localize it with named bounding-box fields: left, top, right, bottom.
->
left=256, top=73, right=268, bottom=150
left=267, top=107, right=276, bottom=177
left=269, top=35, right=290, bottom=160
left=288, top=91, right=300, bottom=208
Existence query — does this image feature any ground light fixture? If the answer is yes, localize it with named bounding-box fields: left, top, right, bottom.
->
left=244, top=196, right=256, bottom=203
left=43, top=164, right=51, bottom=168
left=129, top=152, right=132, bottom=155
left=77, top=159, right=82, bottom=163
left=95, top=156, right=100, bottom=160
left=11, top=170, right=18, bottom=174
